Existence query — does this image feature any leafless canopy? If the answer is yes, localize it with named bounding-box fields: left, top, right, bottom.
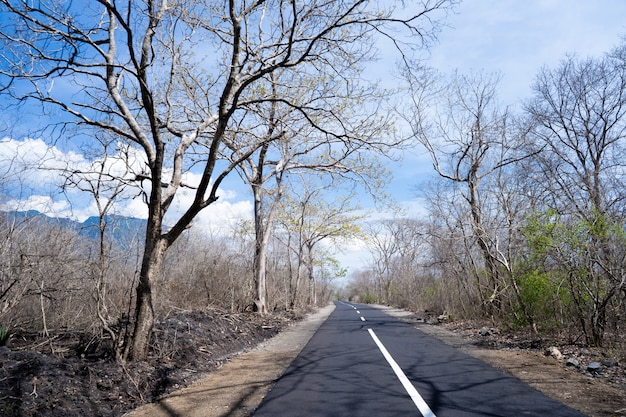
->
left=0, top=0, right=455, bottom=359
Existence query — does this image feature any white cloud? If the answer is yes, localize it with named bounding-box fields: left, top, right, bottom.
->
left=161, top=176, right=253, bottom=236
left=333, top=242, right=371, bottom=278
left=0, top=195, right=71, bottom=217
left=0, top=137, right=86, bottom=189
left=109, top=197, right=149, bottom=221
left=0, top=138, right=253, bottom=235
left=193, top=199, right=253, bottom=236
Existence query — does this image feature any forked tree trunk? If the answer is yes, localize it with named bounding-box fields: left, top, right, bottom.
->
left=253, top=194, right=280, bottom=314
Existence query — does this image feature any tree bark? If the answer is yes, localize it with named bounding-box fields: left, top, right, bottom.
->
left=126, top=225, right=167, bottom=361
left=253, top=183, right=268, bottom=314
left=250, top=147, right=283, bottom=314
left=287, top=236, right=302, bottom=309
left=306, top=243, right=316, bottom=305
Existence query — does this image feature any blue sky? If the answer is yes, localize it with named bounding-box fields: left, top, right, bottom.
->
left=1, top=0, right=626, bottom=272
left=340, top=0, right=626, bottom=272
left=429, top=0, right=626, bottom=106
left=385, top=0, right=626, bottom=212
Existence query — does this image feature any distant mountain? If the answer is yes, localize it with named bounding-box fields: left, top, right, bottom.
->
left=1, top=210, right=146, bottom=247
left=80, top=214, right=146, bottom=244
left=3, top=209, right=78, bottom=230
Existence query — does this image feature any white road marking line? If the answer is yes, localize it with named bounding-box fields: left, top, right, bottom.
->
left=360, top=317, right=366, bottom=321
left=356, top=310, right=360, bottom=314
left=368, top=329, right=436, bottom=417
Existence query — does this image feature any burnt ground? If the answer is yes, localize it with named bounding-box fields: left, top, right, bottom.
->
left=0, top=307, right=299, bottom=417
left=2, top=304, right=626, bottom=417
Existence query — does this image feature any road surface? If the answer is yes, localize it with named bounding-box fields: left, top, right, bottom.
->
left=253, top=301, right=587, bottom=417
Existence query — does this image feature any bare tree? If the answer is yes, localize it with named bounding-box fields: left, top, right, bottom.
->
left=346, top=268, right=377, bottom=303
left=277, top=178, right=362, bottom=306
left=62, top=137, right=138, bottom=359
left=161, top=230, right=254, bottom=313
left=524, top=45, right=626, bottom=345
left=364, top=217, right=426, bottom=304
left=235, top=67, right=397, bottom=313
left=0, top=214, right=87, bottom=333
left=0, top=0, right=453, bottom=360
left=0, top=214, right=35, bottom=324
left=404, top=69, right=529, bottom=316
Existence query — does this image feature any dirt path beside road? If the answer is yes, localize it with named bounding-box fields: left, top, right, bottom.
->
left=125, top=304, right=336, bottom=417
left=377, top=305, right=626, bottom=417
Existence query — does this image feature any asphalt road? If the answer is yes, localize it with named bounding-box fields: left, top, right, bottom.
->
left=253, top=301, right=587, bottom=417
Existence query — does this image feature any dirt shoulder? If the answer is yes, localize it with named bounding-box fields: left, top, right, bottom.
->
left=127, top=303, right=625, bottom=417
left=375, top=305, right=626, bottom=417
left=125, top=304, right=336, bottom=417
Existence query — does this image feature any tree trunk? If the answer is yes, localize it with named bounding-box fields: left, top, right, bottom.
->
left=468, top=175, right=502, bottom=316
left=306, top=245, right=316, bottom=305
left=126, top=236, right=166, bottom=361
left=252, top=182, right=276, bottom=314
left=253, top=237, right=268, bottom=314
left=288, top=242, right=302, bottom=309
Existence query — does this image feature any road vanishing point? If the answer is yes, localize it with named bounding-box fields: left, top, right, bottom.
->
left=253, top=301, right=586, bottom=417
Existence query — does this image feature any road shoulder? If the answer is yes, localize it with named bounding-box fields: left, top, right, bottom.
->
left=125, top=304, right=336, bottom=417
left=374, top=304, right=626, bottom=417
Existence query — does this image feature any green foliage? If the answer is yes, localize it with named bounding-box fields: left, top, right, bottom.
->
left=512, top=270, right=566, bottom=329
left=583, top=207, right=626, bottom=241
left=317, top=255, right=348, bottom=280
left=516, top=208, right=625, bottom=343
left=0, top=326, right=8, bottom=346
left=520, top=209, right=559, bottom=261
left=421, top=285, right=437, bottom=301
left=360, top=292, right=377, bottom=304
left=518, top=270, right=550, bottom=306
left=510, top=211, right=568, bottom=329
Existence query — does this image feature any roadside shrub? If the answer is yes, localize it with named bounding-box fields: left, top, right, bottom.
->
left=0, top=326, right=8, bottom=346
left=360, top=292, right=377, bottom=304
